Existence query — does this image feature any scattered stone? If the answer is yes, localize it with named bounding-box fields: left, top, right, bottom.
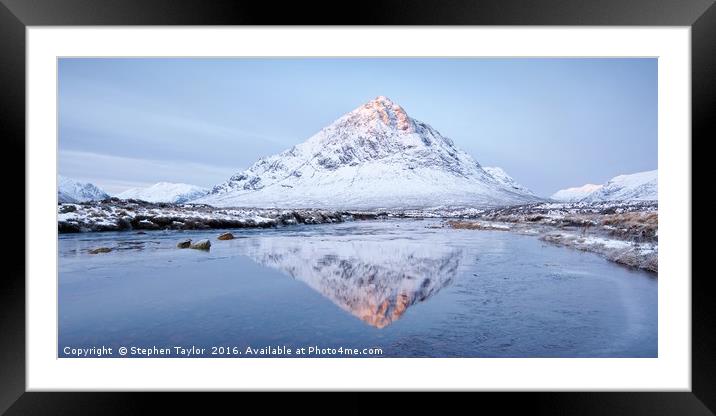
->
left=446, top=220, right=509, bottom=231
left=57, top=200, right=355, bottom=233
left=88, top=247, right=112, bottom=254
left=189, top=239, right=211, bottom=250
left=58, top=222, right=81, bottom=233
left=176, top=239, right=192, bottom=249
left=350, top=211, right=381, bottom=220
left=59, top=205, right=77, bottom=213
left=115, top=241, right=145, bottom=251
left=133, top=218, right=160, bottom=230
left=217, top=232, right=235, bottom=240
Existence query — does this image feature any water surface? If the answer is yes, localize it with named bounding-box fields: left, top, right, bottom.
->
left=58, top=219, right=657, bottom=357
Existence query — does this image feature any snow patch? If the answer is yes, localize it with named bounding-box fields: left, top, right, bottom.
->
left=483, top=166, right=536, bottom=196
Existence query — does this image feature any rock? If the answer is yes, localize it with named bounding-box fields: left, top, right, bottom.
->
left=177, top=239, right=192, bottom=248
left=58, top=222, right=81, bottom=233
left=189, top=239, right=211, bottom=250
left=59, top=205, right=77, bottom=213
left=131, top=217, right=160, bottom=230
left=88, top=247, right=112, bottom=254
left=351, top=212, right=378, bottom=220
left=170, top=221, right=185, bottom=230
left=217, top=232, right=235, bottom=240
left=116, top=217, right=132, bottom=231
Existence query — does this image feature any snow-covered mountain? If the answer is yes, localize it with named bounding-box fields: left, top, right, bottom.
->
left=116, top=182, right=208, bottom=204
left=197, top=96, right=542, bottom=209
left=483, top=166, right=536, bottom=197
left=58, top=175, right=109, bottom=203
left=581, top=170, right=657, bottom=203
left=552, top=170, right=657, bottom=203
left=551, top=184, right=603, bottom=202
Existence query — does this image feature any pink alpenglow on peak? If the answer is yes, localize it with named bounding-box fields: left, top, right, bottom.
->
left=356, top=96, right=414, bottom=133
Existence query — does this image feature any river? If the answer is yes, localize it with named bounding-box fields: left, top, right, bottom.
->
left=58, top=219, right=657, bottom=357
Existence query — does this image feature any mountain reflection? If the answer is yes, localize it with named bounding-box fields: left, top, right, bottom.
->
left=237, top=236, right=463, bottom=328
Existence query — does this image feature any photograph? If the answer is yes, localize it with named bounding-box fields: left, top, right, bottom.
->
left=57, top=57, right=658, bottom=359
left=2, top=0, right=709, bottom=410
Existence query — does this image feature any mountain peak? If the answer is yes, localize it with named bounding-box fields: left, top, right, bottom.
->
left=57, top=175, right=110, bottom=203
left=351, top=96, right=413, bottom=132
left=370, top=95, right=394, bottom=104
left=197, top=98, right=542, bottom=209
left=117, top=182, right=208, bottom=203
left=551, top=170, right=657, bottom=202
left=551, top=183, right=604, bottom=202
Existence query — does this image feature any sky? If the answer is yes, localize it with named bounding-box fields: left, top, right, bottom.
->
left=58, top=58, right=657, bottom=196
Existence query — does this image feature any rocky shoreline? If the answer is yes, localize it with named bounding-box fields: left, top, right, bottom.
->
left=58, top=199, right=658, bottom=273
left=440, top=201, right=658, bottom=273
left=57, top=198, right=356, bottom=233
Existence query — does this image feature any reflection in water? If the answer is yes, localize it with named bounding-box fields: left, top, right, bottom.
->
left=58, top=221, right=658, bottom=357
left=237, top=237, right=464, bottom=328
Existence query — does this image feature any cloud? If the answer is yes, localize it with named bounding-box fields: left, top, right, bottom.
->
left=59, top=75, right=291, bottom=168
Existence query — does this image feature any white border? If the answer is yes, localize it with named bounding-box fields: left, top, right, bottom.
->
left=27, top=27, right=691, bottom=391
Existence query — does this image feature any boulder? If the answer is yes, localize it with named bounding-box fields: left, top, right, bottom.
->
left=116, top=217, right=132, bottom=231
left=189, top=239, right=211, bottom=250
left=217, top=232, right=235, bottom=240
left=88, top=247, right=112, bottom=254
left=132, top=217, right=160, bottom=230
left=59, top=205, right=77, bottom=213
left=58, top=222, right=81, bottom=233
left=176, top=239, right=192, bottom=249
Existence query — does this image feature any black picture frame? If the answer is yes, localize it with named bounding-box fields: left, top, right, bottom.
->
left=1, top=0, right=710, bottom=413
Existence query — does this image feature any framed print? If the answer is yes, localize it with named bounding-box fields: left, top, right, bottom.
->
left=1, top=0, right=712, bottom=413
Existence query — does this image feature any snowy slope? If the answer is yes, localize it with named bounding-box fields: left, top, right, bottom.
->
left=197, top=96, right=542, bottom=209
left=551, top=184, right=603, bottom=202
left=116, top=182, right=208, bottom=203
left=58, top=175, right=109, bottom=203
left=582, top=170, right=657, bottom=202
left=483, top=167, right=536, bottom=197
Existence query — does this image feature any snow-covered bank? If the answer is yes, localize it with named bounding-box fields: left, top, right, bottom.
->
left=57, top=199, right=657, bottom=273
left=58, top=198, right=349, bottom=233
left=540, top=232, right=657, bottom=272
left=442, top=201, right=658, bottom=273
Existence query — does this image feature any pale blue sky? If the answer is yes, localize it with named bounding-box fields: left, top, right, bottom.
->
left=58, top=58, right=657, bottom=196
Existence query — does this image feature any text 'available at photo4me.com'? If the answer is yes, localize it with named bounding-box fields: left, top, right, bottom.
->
left=61, top=345, right=385, bottom=358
